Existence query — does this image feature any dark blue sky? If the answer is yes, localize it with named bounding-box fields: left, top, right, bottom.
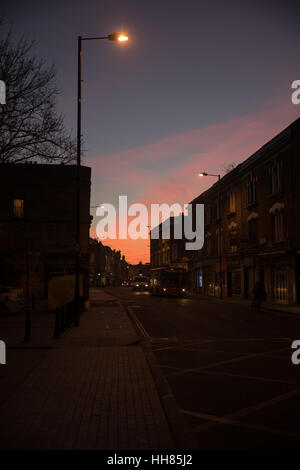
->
left=2, top=0, right=300, bottom=262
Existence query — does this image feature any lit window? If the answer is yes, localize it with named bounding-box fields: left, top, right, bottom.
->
left=13, top=199, right=24, bottom=218
left=274, top=270, right=287, bottom=303
left=228, top=191, right=236, bottom=213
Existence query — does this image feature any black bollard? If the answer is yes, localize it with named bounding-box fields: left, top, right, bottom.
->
left=80, top=297, right=85, bottom=314
left=24, top=308, right=31, bottom=342
left=69, top=301, right=74, bottom=326
left=31, top=294, right=35, bottom=310
left=60, top=305, right=66, bottom=332
left=70, top=300, right=74, bottom=324
left=65, top=303, right=70, bottom=328
left=53, top=307, right=60, bottom=339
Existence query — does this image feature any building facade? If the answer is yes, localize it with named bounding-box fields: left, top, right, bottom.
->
left=150, top=215, right=191, bottom=271
left=190, top=118, right=300, bottom=305
left=0, top=163, right=91, bottom=301
left=89, top=238, right=130, bottom=287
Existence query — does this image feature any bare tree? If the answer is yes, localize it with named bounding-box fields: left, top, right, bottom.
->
left=0, top=26, right=76, bottom=164
left=223, top=162, right=237, bottom=174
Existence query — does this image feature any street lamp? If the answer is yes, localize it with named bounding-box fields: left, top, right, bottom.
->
left=75, top=32, right=129, bottom=326
left=198, top=172, right=223, bottom=299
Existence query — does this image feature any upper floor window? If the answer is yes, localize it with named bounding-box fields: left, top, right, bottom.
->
left=205, top=233, right=212, bottom=256
left=216, top=228, right=223, bottom=255
left=272, top=211, right=284, bottom=241
left=247, top=176, right=257, bottom=204
left=171, top=244, right=178, bottom=261
left=270, top=202, right=285, bottom=242
left=228, top=190, right=236, bottom=213
left=205, top=206, right=212, bottom=225
left=213, top=199, right=220, bottom=220
left=248, top=214, right=258, bottom=245
left=270, top=161, right=282, bottom=194
left=228, top=223, right=238, bottom=252
left=13, top=199, right=24, bottom=218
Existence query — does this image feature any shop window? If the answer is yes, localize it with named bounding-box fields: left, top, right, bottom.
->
left=274, top=270, right=288, bottom=303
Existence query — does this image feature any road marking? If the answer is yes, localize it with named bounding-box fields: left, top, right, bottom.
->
left=181, top=408, right=300, bottom=441
left=150, top=337, right=178, bottom=344
left=128, top=307, right=151, bottom=340
left=166, top=346, right=290, bottom=378
left=152, top=337, right=291, bottom=352
left=197, top=369, right=300, bottom=386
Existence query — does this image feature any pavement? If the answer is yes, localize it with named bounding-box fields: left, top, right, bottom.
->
left=0, top=288, right=178, bottom=450
left=189, top=292, right=300, bottom=316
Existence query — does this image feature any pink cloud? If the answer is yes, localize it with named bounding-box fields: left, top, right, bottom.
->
left=88, top=95, right=300, bottom=263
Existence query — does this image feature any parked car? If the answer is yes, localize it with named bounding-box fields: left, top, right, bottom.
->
left=132, top=276, right=149, bottom=291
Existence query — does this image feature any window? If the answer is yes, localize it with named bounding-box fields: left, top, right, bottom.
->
left=205, top=206, right=212, bottom=225
left=13, top=199, right=24, bottom=218
left=248, top=217, right=258, bottom=245
left=271, top=161, right=282, bottom=194
left=206, top=235, right=212, bottom=256
left=274, top=270, right=288, bottom=303
left=272, top=210, right=284, bottom=241
left=228, top=190, right=236, bottom=213
left=216, top=229, right=223, bottom=255
left=229, top=225, right=238, bottom=253
left=247, top=176, right=257, bottom=204
left=171, top=244, right=178, bottom=261
left=270, top=203, right=284, bottom=242
left=197, top=268, right=203, bottom=289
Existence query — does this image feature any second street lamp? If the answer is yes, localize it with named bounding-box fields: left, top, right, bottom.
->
left=74, top=32, right=129, bottom=327
left=198, top=172, right=223, bottom=300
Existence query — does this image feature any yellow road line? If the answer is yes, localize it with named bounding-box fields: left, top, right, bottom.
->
left=128, top=307, right=151, bottom=340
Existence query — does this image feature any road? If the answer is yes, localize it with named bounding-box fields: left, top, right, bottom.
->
left=106, top=286, right=300, bottom=449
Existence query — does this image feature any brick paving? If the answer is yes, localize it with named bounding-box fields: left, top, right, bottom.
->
left=0, top=289, right=175, bottom=449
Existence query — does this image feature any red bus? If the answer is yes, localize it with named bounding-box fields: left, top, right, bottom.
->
left=150, top=266, right=188, bottom=297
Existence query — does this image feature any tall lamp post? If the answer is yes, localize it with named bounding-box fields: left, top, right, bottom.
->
left=198, top=172, right=223, bottom=300
left=75, top=32, right=129, bottom=327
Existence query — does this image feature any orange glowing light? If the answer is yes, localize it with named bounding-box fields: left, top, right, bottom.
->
left=117, top=35, right=129, bottom=42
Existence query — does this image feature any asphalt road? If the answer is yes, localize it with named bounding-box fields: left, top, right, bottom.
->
left=106, top=286, right=300, bottom=449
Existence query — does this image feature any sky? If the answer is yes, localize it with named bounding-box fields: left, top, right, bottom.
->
left=2, top=0, right=300, bottom=263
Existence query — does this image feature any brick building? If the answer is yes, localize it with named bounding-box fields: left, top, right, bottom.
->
left=0, top=163, right=91, bottom=301
left=128, top=262, right=151, bottom=280
left=190, top=117, right=300, bottom=305
left=150, top=215, right=191, bottom=271
left=89, top=238, right=129, bottom=287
